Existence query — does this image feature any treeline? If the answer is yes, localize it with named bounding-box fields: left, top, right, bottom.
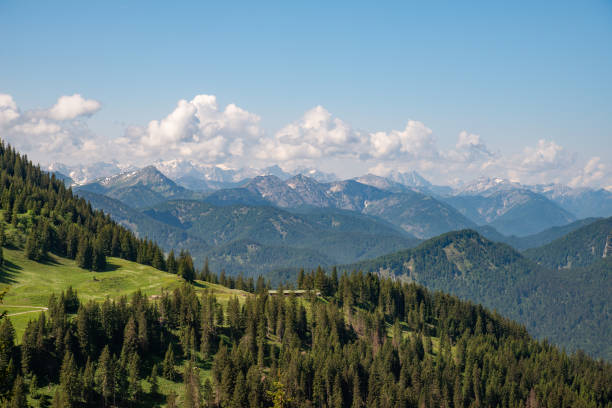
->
left=1, top=269, right=611, bottom=407
left=0, top=141, right=172, bottom=273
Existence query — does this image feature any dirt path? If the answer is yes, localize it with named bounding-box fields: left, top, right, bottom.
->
left=2, top=305, right=48, bottom=317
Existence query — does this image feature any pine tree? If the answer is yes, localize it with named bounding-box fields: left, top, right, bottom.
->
left=178, top=251, right=195, bottom=282
left=76, top=236, right=93, bottom=270
left=59, top=351, right=81, bottom=407
left=149, top=363, right=159, bottom=395
left=91, top=236, right=106, bottom=271
left=167, top=249, right=177, bottom=274
left=231, top=371, right=248, bottom=408
left=82, top=358, right=96, bottom=405
left=202, top=256, right=211, bottom=280
left=162, top=344, right=176, bottom=381
left=127, top=352, right=141, bottom=401
left=95, top=346, right=115, bottom=406
left=9, top=375, right=27, bottom=408
left=24, top=228, right=44, bottom=261
left=0, top=318, right=15, bottom=392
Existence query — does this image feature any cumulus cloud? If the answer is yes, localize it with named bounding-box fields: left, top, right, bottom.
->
left=0, top=94, right=20, bottom=127
left=369, top=120, right=437, bottom=160
left=0, top=93, right=105, bottom=165
left=257, top=106, right=364, bottom=162
left=47, top=94, right=101, bottom=120
left=519, top=139, right=574, bottom=172
left=125, top=94, right=261, bottom=164
left=569, top=157, right=608, bottom=187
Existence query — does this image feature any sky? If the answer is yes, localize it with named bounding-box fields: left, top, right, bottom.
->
left=0, top=0, right=611, bottom=187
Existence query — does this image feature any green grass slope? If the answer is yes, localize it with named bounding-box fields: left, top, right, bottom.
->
left=0, top=248, right=182, bottom=338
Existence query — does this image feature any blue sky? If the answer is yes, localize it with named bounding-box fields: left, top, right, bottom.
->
left=0, top=1, right=611, bottom=186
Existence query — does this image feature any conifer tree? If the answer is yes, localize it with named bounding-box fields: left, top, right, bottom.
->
left=9, top=375, right=27, bottom=408
left=127, top=353, right=141, bottom=401
left=166, top=249, right=177, bottom=274
left=59, top=351, right=80, bottom=407
left=162, top=344, right=176, bottom=381
left=95, top=346, right=115, bottom=406
left=149, top=363, right=159, bottom=396
left=91, top=236, right=106, bottom=271
left=76, top=236, right=93, bottom=270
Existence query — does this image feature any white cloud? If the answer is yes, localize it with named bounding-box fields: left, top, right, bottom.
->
left=0, top=94, right=20, bottom=127
left=0, top=93, right=105, bottom=165
left=368, top=120, right=437, bottom=160
left=125, top=94, right=261, bottom=164
left=12, top=118, right=62, bottom=135
left=47, top=94, right=101, bottom=120
left=569, top=156, right=608, bottom=187
left=258, top=106, right=364, bottom=162
left=519, top=139, right=574, bottom=171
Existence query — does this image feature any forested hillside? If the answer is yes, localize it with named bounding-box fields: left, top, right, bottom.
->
left=350, top=229, right=612, bottom=360
left=524, top=216, right=612, bottom=269
left=1, top=267, right=611, bottom=407
left=79, top=190, right=420, bottom=277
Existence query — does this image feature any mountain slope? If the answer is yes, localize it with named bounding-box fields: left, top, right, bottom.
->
left=143, top=199, right=419, bottom=267
left=445, top=186, right=576, bottom=236
left=362, top=191, right=476, bottom=238
left=76, top=165, right=201, bottom=208
left=524, top=216, right=612, bottom=269
left=348, top=229, right=612, bottom=359
left=220, top=175, right=474, bottom=238
left=75, top=190, right=210, bottom=255
left=532, top=183, right=612, bottom=218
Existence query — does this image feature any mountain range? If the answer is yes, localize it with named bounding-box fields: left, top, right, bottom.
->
left=69, top=163, right=612, bottom=275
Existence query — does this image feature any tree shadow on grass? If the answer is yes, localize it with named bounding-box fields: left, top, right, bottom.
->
left=38, top=256, right=61, bottom=266
left=89, top=262, right=121, bottom=274
left=0, top=259, right=21, bottom=284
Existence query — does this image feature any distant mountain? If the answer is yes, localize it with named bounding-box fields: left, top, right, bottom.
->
left=76, top=166, right=201, bottom=208
left=362, top=191, right=477, bottom=238
left=75, top=190, right=210, bottom=255
left=48, top=161, right=137, bottom=184
left=353, top=174, right=412, bottom=193
left=445, top=178, right=576, bottom=236
left=370, top=170, right=453, bottom=196
left=348, top=229, right=612, bottom=360
left=208, top=175, right=474, bottom=238
left=152, top=160, right=299, bottom=191
left=476, top=217, right=602, bottom=250
left=524, top=216, right=612, bottom=269
left=531, top=183, right=612, bottom=218
left=292, top=166, right=338, bottom=182
left=80, top=187, right=420, bottom=275
left=386, top=170, right=432, bottom=188
left=143, top=199, right=417, bottom=258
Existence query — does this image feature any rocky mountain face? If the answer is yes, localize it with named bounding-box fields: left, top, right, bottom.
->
left=531, top=183, right=612, bottom=219
left=441, top=177, right=577, bottom=236
left=48, top=161, right=137, bottom=185
left=225, top=175, right=475, bottom=238
left=76, top=166, right=200, bottom=208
